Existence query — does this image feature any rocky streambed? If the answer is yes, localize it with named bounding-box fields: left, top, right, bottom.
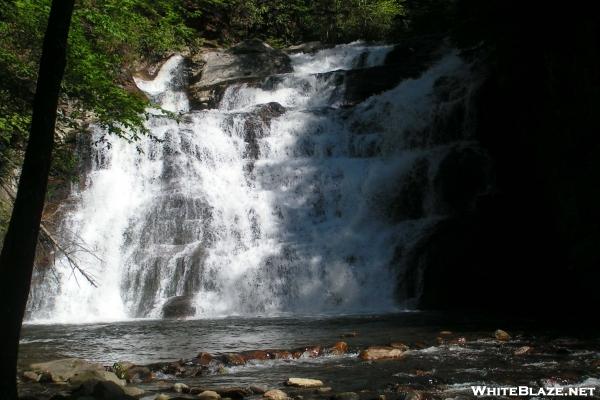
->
left=18, top=314, right=600, bottom=400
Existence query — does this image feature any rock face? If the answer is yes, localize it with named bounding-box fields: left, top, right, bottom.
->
left=286, top=378, right=324, bottom=388
left=189, top=39, right=292, bottom=109
left=359, top=346, right=407, bottom=361
left=162, top=295, right=196, bottom=318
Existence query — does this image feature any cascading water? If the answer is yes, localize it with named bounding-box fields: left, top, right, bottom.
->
left=28, top=42, right=474, bottom=323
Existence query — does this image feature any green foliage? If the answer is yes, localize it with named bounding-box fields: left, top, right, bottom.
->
left=0, top=0, right=192, bottom=153
left=186, top=0, right=406, bottom=46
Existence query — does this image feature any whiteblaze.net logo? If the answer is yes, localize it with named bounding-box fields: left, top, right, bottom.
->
left=471, top=386, right=597, bottom=397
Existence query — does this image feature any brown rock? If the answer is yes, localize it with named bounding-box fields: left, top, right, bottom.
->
left=328, top=341, right=349, bottom=355
left=242, top=350, right=272, bottom=362
left=197, top=352, right=213, bottom=366
left=264, top=389, right=288, bottom=400
left=250, top=385, right=269, bottom=394
left=126, top=366, right=153, bottom=383
left=390, top=342, right=409, bottom=351
left=223, top=354, right=246, bottom=366
left=359, top=346, right=407, bottom=361
left=272, top=351, right=293, bottom=360
left=514, top=346, right=532, bottom=355
left=173, top=383, right=190, bottom=393
left=30, top=358, right=105, bottom=383
left=494, top=329, right=511, bottom=341
left=405, top=391, right=423, bottom=400
left=22, top=371, right=41, bottom=382
left=217, top=387, right=252, bottom=399
left=198, top=390, right=221, bottom=400
left=286, top=378, right=324, bottom=388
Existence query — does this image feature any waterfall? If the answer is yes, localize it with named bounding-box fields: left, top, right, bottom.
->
left=27, top=42, right=474, bottom=323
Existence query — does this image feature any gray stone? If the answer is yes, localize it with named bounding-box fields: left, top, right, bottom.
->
left=30, top=358, right=106, bottom=383
left=188, top=39, right=292, bottom=109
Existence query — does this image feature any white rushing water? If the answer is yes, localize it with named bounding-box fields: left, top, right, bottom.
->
left=27, top=42, right=472, bottom=323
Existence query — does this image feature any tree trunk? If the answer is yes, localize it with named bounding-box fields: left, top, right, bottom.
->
left=0, top=0, right=74, bottom=398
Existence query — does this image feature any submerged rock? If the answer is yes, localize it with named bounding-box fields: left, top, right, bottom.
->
left=264, top=389, right=288, bottom=400
left=286, top=378, right=324, bottom=388
left=359, top=346, right=407, bottom=361
left=162, top=295, right=196, bottom=319
left=249, top=384, right=269, bottom=394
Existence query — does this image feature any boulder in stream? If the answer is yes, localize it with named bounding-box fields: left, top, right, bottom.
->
left=359, top=346, right=407, bottom=361
left=286, top=378, right=324, bottom=388
left=30, top=358, right=107, bottom=384
left=264, top=389, right=289, bottom=400
left=162, top=295, right=196, bottom=319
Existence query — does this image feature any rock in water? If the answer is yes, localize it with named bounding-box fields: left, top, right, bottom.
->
left=123, top=386, right=146, bottom=397
left=162, top=295, right=196, bottom=318
left=328, top=341, right=348, bottom=355
left=286, top=378, right=324, bottom=388
left=216, top=387, right=252, bottom=399
left=514, top=346, right=532, bottom=355
left=250, top=384, right=269, bottom=394
left=264, top=389, right=288, bottom=400
left=494, top=329, right=511, bottom=341
left=359, top=346, right=407, bottom=361
left=125, top=366, right=152, bottom=383
left=69, top=369, right=126, bottom=387
left=172, top=382, right=190, bottom=393
left=22, top=371, right=42, bottom=382
left=29, top=358, right=106, bottom=383
left=198, top=390, right=221, bottom=400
